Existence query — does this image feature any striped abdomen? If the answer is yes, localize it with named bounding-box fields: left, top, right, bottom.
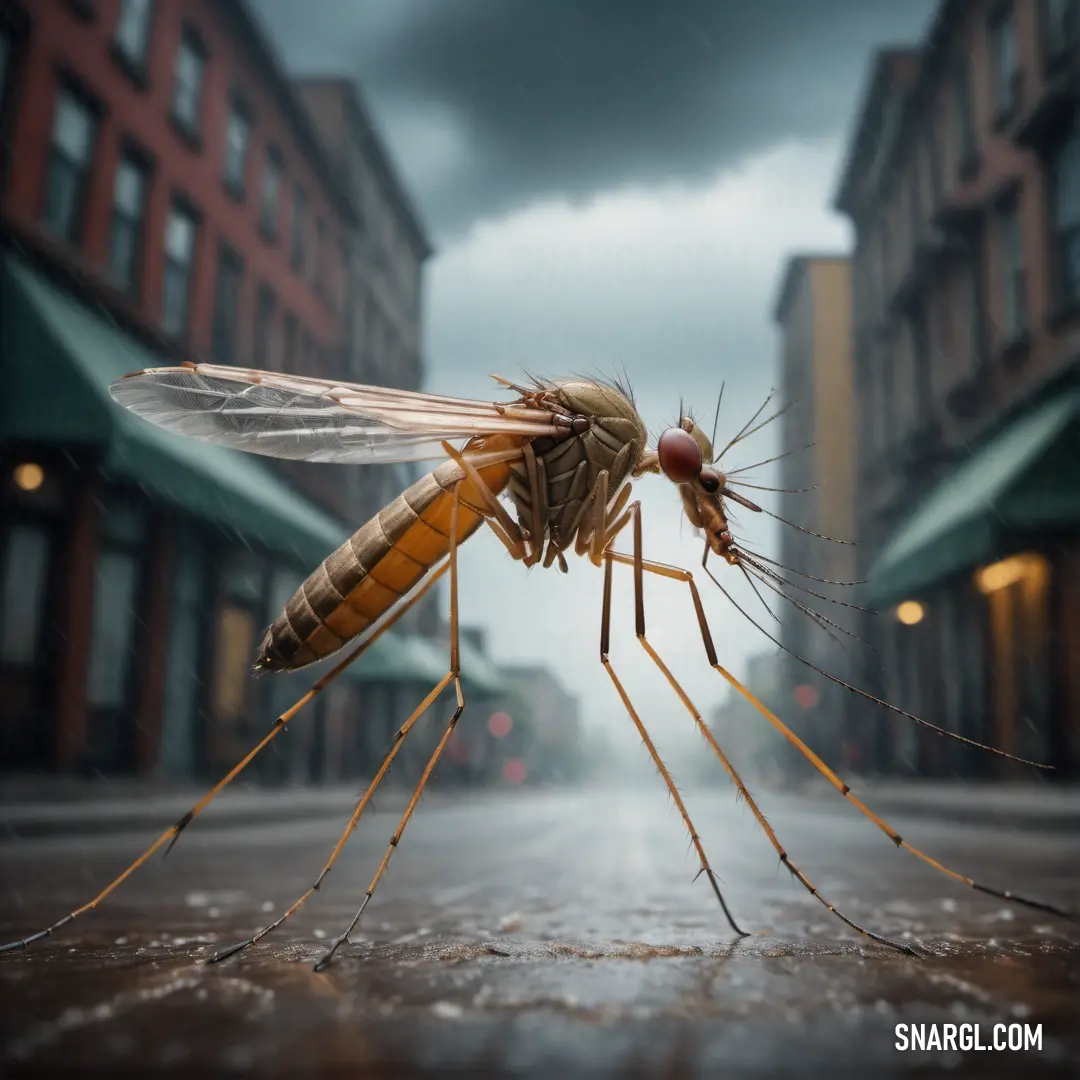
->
left=257, top=436, right=521, bottom=671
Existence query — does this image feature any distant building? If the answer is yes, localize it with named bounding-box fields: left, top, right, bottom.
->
left=771, top=255, right=856, bottom=769
left=709, top=650, right=785, bottom=783
left=833, top=0, right=1080, bottom=777
left=0, top=0, right=434, bottom=781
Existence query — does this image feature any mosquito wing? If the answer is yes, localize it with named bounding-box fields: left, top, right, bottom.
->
left=109, top=363, right=565, bottom=464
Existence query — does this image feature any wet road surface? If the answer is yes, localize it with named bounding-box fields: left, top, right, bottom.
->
left=0, top=786, right=1077, bottom=1077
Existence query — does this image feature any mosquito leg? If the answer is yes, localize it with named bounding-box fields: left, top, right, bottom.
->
left=598, top=540, right=745, bottom=937
left=208, top=673, right=453, bottom=962
left=313, top=484, right=469, bottom=971
left=520, top=441, right=547, bottom=565
left=606, top=509, right=915, bottom=954
left=0, top=565, right=448, bottom=958
left=605, top=549, right=1077, bottom=926
left=440, top=439, right=534, bottom=564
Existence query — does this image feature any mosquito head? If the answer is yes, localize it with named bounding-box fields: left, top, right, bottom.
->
left=649, top=418, right=739, bottom=564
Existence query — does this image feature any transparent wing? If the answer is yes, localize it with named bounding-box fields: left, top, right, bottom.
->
left=109, top=363, right=565, bottom=464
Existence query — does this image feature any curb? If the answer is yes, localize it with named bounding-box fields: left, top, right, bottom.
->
left=0, top=789, right=414, bottom=843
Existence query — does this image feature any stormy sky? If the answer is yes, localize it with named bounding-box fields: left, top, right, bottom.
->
left=253, top=0, right=936, bottom=746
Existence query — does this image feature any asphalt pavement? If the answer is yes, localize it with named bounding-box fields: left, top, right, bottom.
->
left=0, top=786, right=1077, bottom=1078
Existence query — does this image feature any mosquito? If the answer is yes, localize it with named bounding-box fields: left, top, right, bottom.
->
left=1, top=363, right=1072, bottom=969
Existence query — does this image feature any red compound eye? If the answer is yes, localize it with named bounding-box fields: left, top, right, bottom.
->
left=657, top=427, right=702, bottom=485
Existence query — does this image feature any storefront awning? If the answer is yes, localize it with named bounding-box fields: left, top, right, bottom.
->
left=1, top=254, right=347, bottom=568
left=455, top=635, right=507, bottom=696
left=338, top=630, right=447, bottom=685
left=866, top=388, right=1080, bottom=606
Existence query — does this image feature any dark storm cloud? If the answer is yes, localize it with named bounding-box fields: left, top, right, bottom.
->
left=254, top=0, right=935, bottom=238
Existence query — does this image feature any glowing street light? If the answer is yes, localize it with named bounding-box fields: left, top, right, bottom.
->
left=13, top=462, right=44, bottom=492
left=895, top=600, right=925, bottom=626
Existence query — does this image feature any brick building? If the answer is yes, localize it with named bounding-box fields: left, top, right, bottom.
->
left=0, top=0, right=436, bottom=781
left=770, top=255, right=857, bottom=770
left=833, top=0, right=1080, bottom=777
left=294, top=76, right=439, bottom=637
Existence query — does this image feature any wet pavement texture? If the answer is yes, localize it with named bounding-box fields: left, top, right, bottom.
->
left=0, top=786, right=1077, bottom=1078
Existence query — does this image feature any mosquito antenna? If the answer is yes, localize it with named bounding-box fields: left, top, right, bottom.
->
left=736, top=547, right=867, bottom=587
left=749, top=503, right=856, bottom=546
left=716, top=389, right=776, bottom=457
left=719, top=399, right=797, bottom=460
left=725, top=442, right=814, bottom=476
left=710, top=382, right=725, bottom=449
left=726, top=479, right=820, bottom=495
left=702, top=556, right=1052, bottom=768
left=736, top=549, right=877, bottom=615
left=738, top=558, right=862, bottom=651
left=736, top=558, right=783, bottom=629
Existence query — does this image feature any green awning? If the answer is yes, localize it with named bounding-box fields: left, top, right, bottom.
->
left=339, top=631, right=447, bottom=685
left=1, top=254, right=347, bottom=568
left=455, top=635, right=507, bottom=696
left=867, top=388, right=1080, bottom=605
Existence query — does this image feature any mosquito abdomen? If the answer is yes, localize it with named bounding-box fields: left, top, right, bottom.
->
left=256, top=439, right=518, bottom=671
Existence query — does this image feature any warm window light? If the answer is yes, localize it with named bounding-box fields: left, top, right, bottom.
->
left=13, top=462, right=45, bottom=492
left=975, top=553, right=1050, bottom=595
left=895, top=600, right=925, bottom=625
left=794, top=684, right=819, bottom=709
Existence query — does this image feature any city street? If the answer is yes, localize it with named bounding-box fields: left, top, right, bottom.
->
left=0, top=786, right=1077, bottom=1078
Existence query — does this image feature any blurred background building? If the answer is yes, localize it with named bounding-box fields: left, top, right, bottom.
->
left=0, top=0, right=565, bottom=788
left=773, top=0, right=1080, bottom=780
left=771, top=255, right=856, bottom=773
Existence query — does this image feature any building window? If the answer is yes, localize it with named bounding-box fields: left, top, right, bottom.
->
left=222, top=96, right=251, bottom=197
left=0, top=525, right=51, bottom=667
left=1044, top=0, right=1080, bottom=65
left=283, top=311, right=298, bottom=371
left=108, top=151, right=149, bottom=291
left=211, top=245, right=243, bottom=364
left=1, top=25, right=14, bottom=116
left=953, top=59, right=977, bottom=171
left=1050, top=115, right=1080, bottom=310
left=988, top=5, right=1019, bottom=120
left=997, top=195, right=1027, bottom=341
left=259, top=148, right=282, bottom=239
left=291, top=185, right=307, bottom=272
left=113, top=0, right=153, bottom=69
left=171, top=25, right=205, bottom=136
left=254, top=283, right=276, bottom=368
left=43, top=87, right=97, bottom=243
left=162, top=200, right=197, bottom=336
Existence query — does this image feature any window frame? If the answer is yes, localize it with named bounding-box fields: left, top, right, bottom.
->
left=170, top=22, right=207, bottom=145
left=42, top=77, right=102, bottom=245
left=210, top=242, right=244, bottom=365
left=161, top=194, right=200, bottom=339
left=222, top=90, right=253, bottom=200
left=987, top=2, right=1020, bottom=126
left=1042, top=0, right=1080, bottom=70
left=107, top=141, right=152, bottom=294
left=996, top=191, right=1028, bottom=344
left=953, top=56, right=978, bottom=177
left=1048, top=113, right=1080, bottom=317
left=111, top=0, right=155, bottom=86
left=259, top=146, right=283, bottom=241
